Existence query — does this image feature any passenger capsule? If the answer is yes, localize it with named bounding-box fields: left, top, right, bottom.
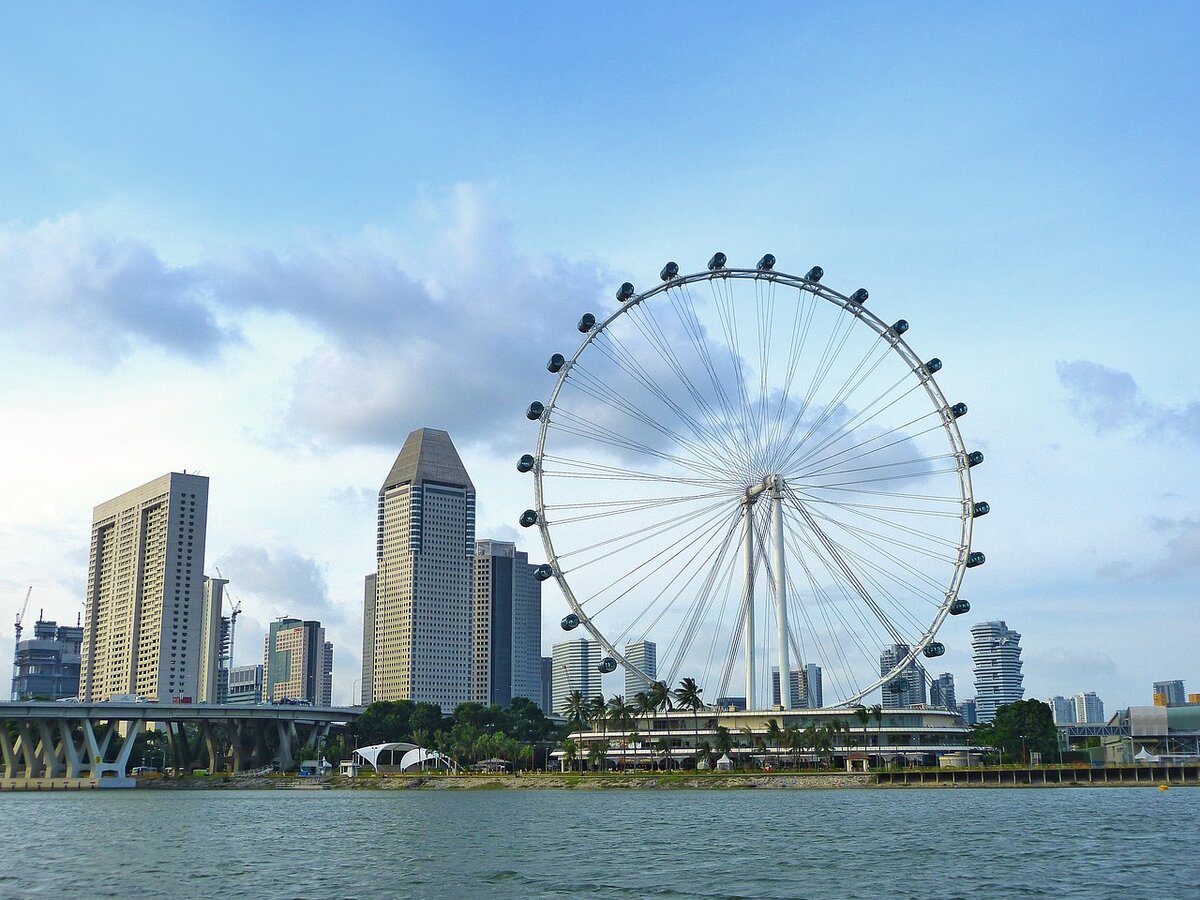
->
left=966, top=552, right=986, bottom=568
left=924, top=358, right=942, bottom=375
left=516, top=454, right=535, bottom=473
left=950, top=402, right=968, bottom=419
left=889, top=678, right=909, bottom=693
left=708, top=252, right=727, bottom=271
left=659, top=261, right=679, bottom=282
left=534, top=564, right=554, bottom=581
left=616, top=282, right=636, bottom=302
left=526, top=401, right=545, bottom=421
left=519, top=509, right=538, bottom=527
left=972, top=501, right=990, bottom=518
left=805, top=266, right=824, bottom=282
left=950, top=597, right=971, bottom=615
left=578, top=312, right=596, bottom=333
left=561, top=613, right=580, bottom=631
left=923, top=642, right=946, bottom=658
left=849, top=288, right=869, bottom=305
left=967, top=451, right=984, bottom=467
left=597, top=657, right=618, bottom=674
left=756, top=254, right=776, bottom=271
left=547, top=353, right=565, bottom=373
left=891, top=319, right=909, bottom=336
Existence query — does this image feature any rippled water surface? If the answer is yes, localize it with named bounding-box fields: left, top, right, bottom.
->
left=1, top=787, right=1196, bottom=899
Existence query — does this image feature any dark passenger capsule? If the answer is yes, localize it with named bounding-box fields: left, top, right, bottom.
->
left=597, top=657, right=618, bottom=674
left=923, top=642, right=946, bottom=658
left=891, top=319, right=909, bottom=335
left=756, top=254, right=776, bottom=271
left=890, top=678, right=909, bottom=693
left=924, top=358, right=943, bottom=374
left=534, top=564, right=554, bottom=581
left=950, top=402, right=968, bottom=418
left=972, top=501, right=990, bottom=518
left=526, top=401, right=545, bottom=421
left=708, top=252, right=727, bottom=271
left=850, top=288, right=869, bottom=305
left=616, top=282, right=636, bottom=302
left=967, top=451, right=984, bottom=467
left=805, top=266, right=824, bottom=282
left=519, top=509, right=538, bottom=527
left=659, top=261, right=679, bottom=282
left=966, top=552, right=986, bottom=568
left=950, top=597, right=971, bottom=615
left=547, top=353, right=565, bottom=373
left=561, top=613, right=580, bottom=631
left=578, top=312, right=596, bottom=333
left=516, top=454, right=535, bottom=473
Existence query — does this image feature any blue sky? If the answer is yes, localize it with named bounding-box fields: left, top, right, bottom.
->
left=1, top=2, right=1197, bottom=709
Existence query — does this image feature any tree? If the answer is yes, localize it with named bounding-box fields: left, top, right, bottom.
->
left=561, top=737, right=578, bottom=773
left=853, top=706, right=871, bottom=755
left=870, top=705, right=883, bottom=760
left=607, top=695, right=633, bottom=771
left=649, top=680, right=674, bottom=766
left=972, top=699, right=1058, bottom=763
left=672, top=678, right=704, bottom=768
left=783, top=724, right=802, bottom=771
left=564, top=690, right=588, bottom=773
left=714, top=725, right=733, bottom=762
left=764, top=718, right=783, bottom=768
left=588, top=693, right=608, bottom=770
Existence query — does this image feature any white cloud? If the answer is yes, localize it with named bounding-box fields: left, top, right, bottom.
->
left=1057, top=359, right=1200, bottom=445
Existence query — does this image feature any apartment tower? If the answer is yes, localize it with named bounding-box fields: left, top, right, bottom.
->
left=551, top=638, right=601, bottom=716
left=368, top=428, right=476, bottom=708
left=623, top=640, right=657, bottom=700
left=971, top=620, right=1024, bottom=723
left=880, top=642, right=927, bottom=709
left=197, top=575, right=229, bottom=703
left=80, top=472, right=209, bottom=702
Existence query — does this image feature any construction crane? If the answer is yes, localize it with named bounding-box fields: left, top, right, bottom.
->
left=214, top=567, right=243, bottom=693
left=12, top=586, right=31, bottom=701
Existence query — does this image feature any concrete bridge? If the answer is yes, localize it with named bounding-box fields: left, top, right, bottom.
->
left=0, top=701, right=359, bottom=789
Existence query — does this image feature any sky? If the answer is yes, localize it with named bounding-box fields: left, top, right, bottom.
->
left=1, top=2, right=1197, bottom=710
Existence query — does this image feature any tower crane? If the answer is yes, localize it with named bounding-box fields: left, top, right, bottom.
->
left=12, top=586, right=31, bottom=701
left=213, top=568, right=243, bottom=691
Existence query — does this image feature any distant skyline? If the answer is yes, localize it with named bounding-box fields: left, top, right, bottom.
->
left=2, top=3, right=1198, bottom=708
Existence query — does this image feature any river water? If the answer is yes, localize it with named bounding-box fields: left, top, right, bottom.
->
left=0, top=787, right=1196, bottom=898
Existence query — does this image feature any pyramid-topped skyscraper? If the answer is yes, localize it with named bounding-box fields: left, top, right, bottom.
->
left=363, top=428, right=476, bottom=707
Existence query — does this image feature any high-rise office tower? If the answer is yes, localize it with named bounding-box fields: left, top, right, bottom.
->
left=930, top=673, right=956, bottom=712
left=880, top=643, right=927, bottom=708
left=360, top=573, right=376, bottom=706
left=1048, top=695, right=1076, bottom=725
left=11, top=616, right=83, bottom=701
left=1153, top=680, right=1185, bottom=706
left=369, top=428, right=475, bottom=708
left=957, top=698, right=977, bottom=725
left=804, top=663, right=823, bottom=708
left=227, top=664, right=262, bottom=704
left=539, top=656, right=553, bottom=715
left=971, top=620, right=1024, bottom=723
left=1073, top=691, right=1104, bottom=724
left=198, top=575, right=229, bottom=703
left=473, top=540, right=542, bottom=707
left=263, top=618, right=330, bottom=705
left=771, top=667, right=803, bottom=708
left=80, top=472, right=209, bottom=702
left=551, top=638, right=601, bottom=716
left=624, top=640, right=657, bottom=700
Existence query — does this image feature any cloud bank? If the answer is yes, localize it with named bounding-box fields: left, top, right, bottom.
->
left=1057, top=359, right=1200, bottom=445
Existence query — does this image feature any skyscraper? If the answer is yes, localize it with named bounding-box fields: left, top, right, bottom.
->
left=624, top=640, right=657, bottom=700
left=1153, top=680, right=1185, bottom=706
left=551, top=638, right=601, bottom=715
left=971, top=620, right=1024, bottom=723
left=227, top=664, right=262, bottom=705
left=957, top=698, right=977, bottom=725
left=361, top=574, right=376, bottom=706
left=1048, top=695, right=1076, bottom=725
left=771, top=667, right=802, bottom=708
left=880, top=643, right=927, bottom=708
left=473, top=539, right=542, bottom=707
left=539, top=656, right=553, bottom=715
left=80, top=472, right=209, bottom=702
left=368, top=428, right=476, bottom=708
left=930, top=673, right=956, bottom=712
left=11, top=616, right=83, bottom=701
left=1073, top=691, right=1104, bottom=724
left=804, top=663, right=823, bottom=708
left=263, top=618, right=330, bottom=705
left=198, top=575, right=229, bottom=703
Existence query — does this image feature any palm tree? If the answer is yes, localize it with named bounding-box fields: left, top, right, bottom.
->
left=673, top=678, right=704, bottom=768
left=801, top=724, right=818, bottom=769
left=870, top=704, right=883, bottom=766
left=648, top=681, right=673, bottom=768
left=783, top=723, right=802, bottom=771
left=764, top=718, right=783, bottom=769
left=588, top=693, right=607, bottom=771
left=606, top=695, right=633, bottom=771
left=654, top=737, right=672, bottom=770
left=561, top=737, right=578, bottom=773
left=714, top=725, right=733, bottom=766
left=565, top=690, right=588, bottom=773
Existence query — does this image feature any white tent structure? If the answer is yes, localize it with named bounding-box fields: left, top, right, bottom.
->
left=353, top=742, right=455, bottom=773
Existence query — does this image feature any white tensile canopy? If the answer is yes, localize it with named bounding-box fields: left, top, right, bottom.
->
left=353, top=742, right=453, bottom=773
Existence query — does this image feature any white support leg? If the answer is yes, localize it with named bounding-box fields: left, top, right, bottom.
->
left=773, top=479, right=792, bottom=710
left=742, top=499, right=756, bottom=711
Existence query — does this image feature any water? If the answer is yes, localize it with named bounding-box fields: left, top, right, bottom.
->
left=0, top=787, right=1196, bottom=899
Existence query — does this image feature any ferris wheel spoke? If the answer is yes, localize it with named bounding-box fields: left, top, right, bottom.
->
left=800, top=450, right=959, bottom=482
left=801, top=501, right=961, bottom=565
left=790, top=486, right=964, bottom=552
left=761, top=283, right=822, bottom=463
left=556, top=496, right=733, bottom=566
left=540, top=455, right=731, bottom=487
left=708, top=276, right=762, bottom=467
left=550, top=409, right=734, bottom=481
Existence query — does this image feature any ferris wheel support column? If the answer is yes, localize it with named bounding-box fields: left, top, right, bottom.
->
left=742, top=496, right=755, bottom=711
left=772, top=476, right=792, bottom=710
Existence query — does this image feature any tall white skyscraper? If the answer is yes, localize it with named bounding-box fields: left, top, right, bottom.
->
left=80, top=472, right=209, bottom=702
left=473, top=540, right=542, bottom=707
left=1048, top=695, right=1076, bottom=725
left=198, top=575, right=229, bottom=703
left=880, top=643, right=927, bottom=708
left=624, top=640, right=657, bottom=700
left=1073, top=691, right=1104, bottom=724
left=971, top=620, right=1024, bottom=723
left=552, top=638, right=601, bottom=715
left=368, top=428, right=475, bottom=708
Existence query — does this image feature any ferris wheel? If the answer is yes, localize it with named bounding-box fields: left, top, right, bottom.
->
left=518, top=255, right=987, bottom=710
